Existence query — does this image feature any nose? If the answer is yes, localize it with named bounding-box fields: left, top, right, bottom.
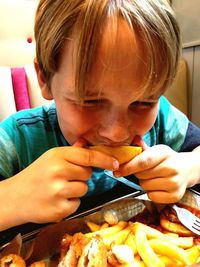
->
left=98, top=109, right=131, bottom=143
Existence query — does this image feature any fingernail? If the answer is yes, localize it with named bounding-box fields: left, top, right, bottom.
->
left=113, top=171, right=121, bottom=177
left=113, top=160, right=119, bottom=170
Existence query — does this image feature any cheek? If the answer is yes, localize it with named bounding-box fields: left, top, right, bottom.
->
left=132, top=106, right=158, bottom=135
left=56, top=105, right=98, bottom=136
left=143, top=107, right=158, bottom=130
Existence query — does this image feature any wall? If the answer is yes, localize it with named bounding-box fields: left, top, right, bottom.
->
left=182, top=46, right=200, bottom=127
left=0, top=0, right=38, bottom=66
left=172, top=0, right=200, bottom=127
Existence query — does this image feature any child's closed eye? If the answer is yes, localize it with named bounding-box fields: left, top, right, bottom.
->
left=82, top=99, right=105, bottom=107
left=130, top=101, right=156, bottom=109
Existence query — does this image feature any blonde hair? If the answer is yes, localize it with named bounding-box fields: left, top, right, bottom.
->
left=34, top=0, right=180, bottom=99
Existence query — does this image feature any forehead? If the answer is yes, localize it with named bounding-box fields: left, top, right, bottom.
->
left=54, top=18, right=152, bottom=99
left=96, top=19, right=146, bottom=70
left=87, top=19, right=150, bottom=95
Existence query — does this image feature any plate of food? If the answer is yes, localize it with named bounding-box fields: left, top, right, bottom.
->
left=0, top=189, right=200, bottom=267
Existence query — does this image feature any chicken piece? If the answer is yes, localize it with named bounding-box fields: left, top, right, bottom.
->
left=0, top=254, right=26, bottom=267
left=58, top=232, right=90, bottom=267
left=77, top=235, right=108, bottom=267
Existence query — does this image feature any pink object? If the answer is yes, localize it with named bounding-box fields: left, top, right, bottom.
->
left=11, top=67, right=31, bottom=111
left=27, top=37, right=33, bottom=43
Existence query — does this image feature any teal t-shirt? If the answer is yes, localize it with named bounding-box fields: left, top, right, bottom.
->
left=0, top=96, right=189, bottom=197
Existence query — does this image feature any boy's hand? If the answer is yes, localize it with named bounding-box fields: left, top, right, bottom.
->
left=2, top=141, right=119, bottom=229
left=114, top=138, right=199, bottom=204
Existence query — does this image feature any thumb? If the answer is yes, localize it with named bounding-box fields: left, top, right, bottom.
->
left=73, top=138, right=88, bottom=148
left=132, top=135, right=149, bottom=151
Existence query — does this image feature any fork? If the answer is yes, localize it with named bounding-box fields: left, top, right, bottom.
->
left=172, top=204, right=200, bottom=235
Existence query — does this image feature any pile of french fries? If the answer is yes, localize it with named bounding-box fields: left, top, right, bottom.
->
left=84, top=219, right=200, bottom=267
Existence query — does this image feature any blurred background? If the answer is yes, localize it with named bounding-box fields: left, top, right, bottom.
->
left=172, top=0, right=200, bottom=127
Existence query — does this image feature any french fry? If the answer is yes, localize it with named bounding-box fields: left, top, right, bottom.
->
left=159, top=235, right=194, bottom=249
left=159, top=255, right=184, bottom=267
left=127, top=259, right=148, bottom=267
left=134, top=261, right=148, bottom=267
left=129, top=222, right=164, bottom=239
left=134, top=223, right=165, bottom=267
left=149, top=239, right=190, bottom=265
left=111, top=244, right=149, bottom=267
left=86, top=221, right=101, bottom=232
left=85, top=221, right=127, bottom=238
left=100, top=222, right=109, bottom=229
left=124, top=231, right=137, bottom=254
left=163, top=232, right=179, bottom=238
left=186, top=246, right=200, bottom=265
left=103, top=227, right=131, bottom=248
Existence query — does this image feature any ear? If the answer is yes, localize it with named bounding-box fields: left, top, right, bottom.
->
left=34, top=58, right=53, bottom=100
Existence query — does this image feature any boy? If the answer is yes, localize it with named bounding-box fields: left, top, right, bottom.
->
left=0, top=0, right=200, bottom=231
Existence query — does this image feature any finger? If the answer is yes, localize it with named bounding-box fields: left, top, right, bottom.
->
left=73, top=138, right=88, bottom=147
left=62, top=198, right=81, bottom=218
left=42, top=153, right=93, bottom=182
left=60, top=181, right=88, bottom=198
left=147, top=190, right=184, bottom=204
left=132, top=135, right=149, bottom=151
left=61, top=147, right=119, bottom=171
left=135, top=165, right=176, bottom=180
left=140, top=176, right=179, bottom=192
left=56, top=162, right=92, bottom=182
left=119, top=145, right=174, bottom=175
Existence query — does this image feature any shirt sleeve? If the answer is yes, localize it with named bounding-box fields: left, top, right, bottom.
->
left=0, top=127, right=20, bottom=179
left=143, top=96, right=189, bottom=151
left=180, top=122, right=200, bottom=152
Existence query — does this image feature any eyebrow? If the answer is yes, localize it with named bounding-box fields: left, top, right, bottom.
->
left=64, top=90, right=104, bottom=99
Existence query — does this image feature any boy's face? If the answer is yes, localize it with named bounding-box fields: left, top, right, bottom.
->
left=41, top=19, right=160, bottom=146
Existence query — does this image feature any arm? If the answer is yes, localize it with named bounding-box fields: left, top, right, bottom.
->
left=0, top=145, right=119, bottom=231
left=180, top=122, right=200, bottom=152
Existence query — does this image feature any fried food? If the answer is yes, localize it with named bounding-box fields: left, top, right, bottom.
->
left=148, top=239, right=190, bottom=265
left=124, top=231, right=137, bottom=254
left=1, top=203, right=200, bottom=267
left=186, top=246, right=200, bottom=265
left=59, top=205, right=200, bottom=267
left=89, top=145, right=142, bottom=164
left=58, top=234, right=108, bottom=267
left=0, top=254, right=46, bottom=267
left=160, top=210, right=193, bottom=236
left=103, top=227, right=131, bottom=248
left=133, top=223, right=165, bottom=267
left=29, top=261, right=46, bottom=267
left=77, top=235, right=108, bottom=267
left=85, top=221, right=127, bottom=239
left=0, top=254, right=26, bottom=267
left=86, top=221, right=101, bottom=232
left=58, top=232, right=90, bottom=267
left=111, top=244, right=134, bottom=264
left=156, top=235, right=194, bottom=249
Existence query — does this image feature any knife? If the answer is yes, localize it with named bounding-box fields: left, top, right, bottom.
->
left=104, top=170, right=144, bottom=191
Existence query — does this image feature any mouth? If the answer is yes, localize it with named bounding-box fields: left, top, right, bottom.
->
left=99, top=144, right=130, bottom=147
left=89, top=142, right=131, bottom=147
left=80, top=137, right=134, bottom=147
